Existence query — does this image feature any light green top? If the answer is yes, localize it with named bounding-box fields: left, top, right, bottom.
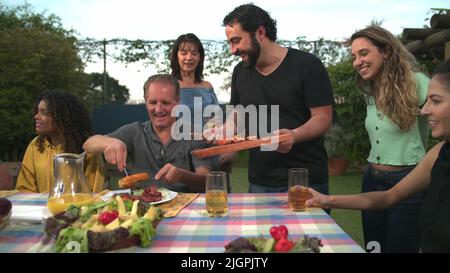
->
left=365, top=72, right=430, bottom=165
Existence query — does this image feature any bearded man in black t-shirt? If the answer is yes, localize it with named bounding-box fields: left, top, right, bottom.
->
left=221, top=4, right=334, bottom=195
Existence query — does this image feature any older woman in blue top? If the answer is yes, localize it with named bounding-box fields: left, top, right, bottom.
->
left=348, top=26, right=430, bottom=252
left=170, top=33, right=234, bottom=173
left=170, top=33, right=220, bottom=131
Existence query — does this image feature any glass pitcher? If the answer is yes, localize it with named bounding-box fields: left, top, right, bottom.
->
left=47, top=152, right=93, bottom=215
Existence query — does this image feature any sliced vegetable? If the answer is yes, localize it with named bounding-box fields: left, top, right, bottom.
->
left=116, top=196, right=126, bottom=216
left=105, top=218, right=120, bottom=230
left=80, top=201, right=111, bottom=222
left=130, top=200, right=139, bottom=219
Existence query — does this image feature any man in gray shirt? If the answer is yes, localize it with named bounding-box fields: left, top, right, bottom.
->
left=83, top=74, right=213, bottom=193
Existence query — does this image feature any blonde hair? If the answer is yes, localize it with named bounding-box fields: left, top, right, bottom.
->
left=351, top=26, right=423, bottom=132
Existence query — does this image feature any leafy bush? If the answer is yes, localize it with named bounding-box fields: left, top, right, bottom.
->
left=326, top=58, right=370, bottom=167
left=324, top=125, right=352, bottom=159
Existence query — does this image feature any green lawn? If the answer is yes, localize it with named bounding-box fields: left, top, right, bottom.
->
left=329, top=174, right=364, bottom=248
left=230, top=166, right=364, bottom=249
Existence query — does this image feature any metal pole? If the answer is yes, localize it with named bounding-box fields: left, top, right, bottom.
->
left=313, top=41, right=317, bottom=56
left=103, top=39, right=107, bottom=104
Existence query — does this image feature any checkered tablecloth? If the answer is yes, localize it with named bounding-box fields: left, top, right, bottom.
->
left=0, top=193, right=365, bottom=253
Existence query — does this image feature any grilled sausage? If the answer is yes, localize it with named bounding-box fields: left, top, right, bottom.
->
left=118, top=173, right=149, bottom=189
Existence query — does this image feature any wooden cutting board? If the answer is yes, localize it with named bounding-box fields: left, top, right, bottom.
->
left=191, top=134, right=290, bottom=158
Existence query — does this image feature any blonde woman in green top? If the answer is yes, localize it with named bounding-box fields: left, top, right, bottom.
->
left=349, top=26, right=430, bottom=253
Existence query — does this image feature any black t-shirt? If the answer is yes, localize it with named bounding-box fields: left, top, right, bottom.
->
left=230, top=48, right=334, bottom=187
left=419, top=141, right=450, bottom=252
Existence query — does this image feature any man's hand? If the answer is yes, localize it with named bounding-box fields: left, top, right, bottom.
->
left=203, top=117, right=237, bottom=143
left=155, top=163, right=183, bottom=184
left=103, top=138, right=128, bottom=172
left=273, top=129, right=295, bottom=153
left=219, top=152, right=236, bottom=164
left=202, top=126, right=217, bottom=142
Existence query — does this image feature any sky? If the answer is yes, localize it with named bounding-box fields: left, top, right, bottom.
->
left=3, top=0, right=450, bottom=103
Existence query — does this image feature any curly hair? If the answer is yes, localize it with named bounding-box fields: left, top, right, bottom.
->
left=170, top=33, right=205, bottom=83
left=223, top=3, right=277, bottom=41
left=351, top=26, right=424, bottom=132
left=33, top=91, right=92, bottom=154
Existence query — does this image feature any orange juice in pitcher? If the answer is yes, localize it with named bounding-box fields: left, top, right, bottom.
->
left=47, top=193, right=93, bottom=215
left=48, top=152, right=93, bottom=215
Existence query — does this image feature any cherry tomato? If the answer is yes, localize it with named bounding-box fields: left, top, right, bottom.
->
left=274, top=238, right=294, bottom=252
left=278, top=225, right=289, bottom=239
left=98, top=210, right=119, bottom=225
left=270, top=226, right=282, bottom=241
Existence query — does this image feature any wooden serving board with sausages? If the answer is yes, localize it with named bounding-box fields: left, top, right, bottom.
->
left=191, top=134, right=290, bottom=158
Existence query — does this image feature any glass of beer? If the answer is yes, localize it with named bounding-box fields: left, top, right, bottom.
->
left=288, top=168, right=309, bottom=211
left=205, top=171, right=228, bottom=217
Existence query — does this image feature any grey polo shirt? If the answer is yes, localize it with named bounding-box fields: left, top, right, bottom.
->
left=108, top=121, right=214, bottom=193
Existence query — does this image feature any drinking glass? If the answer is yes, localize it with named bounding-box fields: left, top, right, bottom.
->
left=288, top=168, right=309, bottom=211
left=205, top=171, right=228, bottom=217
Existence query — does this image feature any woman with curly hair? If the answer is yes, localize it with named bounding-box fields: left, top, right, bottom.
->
left=349, top=26, right=430, bottom=252
left=15, top=91, right=104, bottom=193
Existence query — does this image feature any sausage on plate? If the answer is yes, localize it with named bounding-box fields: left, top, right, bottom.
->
left=118, top=172, right=149, bottom=189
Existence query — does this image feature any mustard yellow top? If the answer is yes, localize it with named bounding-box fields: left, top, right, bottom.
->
left=15, top=137, right=105, bottom=193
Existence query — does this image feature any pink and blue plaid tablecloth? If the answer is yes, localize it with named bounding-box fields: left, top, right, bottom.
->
left=0, top=193, right=365, bottom=253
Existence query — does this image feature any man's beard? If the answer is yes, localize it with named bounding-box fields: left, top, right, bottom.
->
left=236, top=34, right=261, bottom=69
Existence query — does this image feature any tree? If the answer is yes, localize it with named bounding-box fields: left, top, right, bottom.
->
left=0, top=4, right=87, bottom=160
left=85, top=72, right=130, bottom=111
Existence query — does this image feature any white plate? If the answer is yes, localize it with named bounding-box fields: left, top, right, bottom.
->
left=103, top=188, right=177, bottom=205
left=10, top=205, right=51, bottom=223
left=149, top=188, right=177, bottom=205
